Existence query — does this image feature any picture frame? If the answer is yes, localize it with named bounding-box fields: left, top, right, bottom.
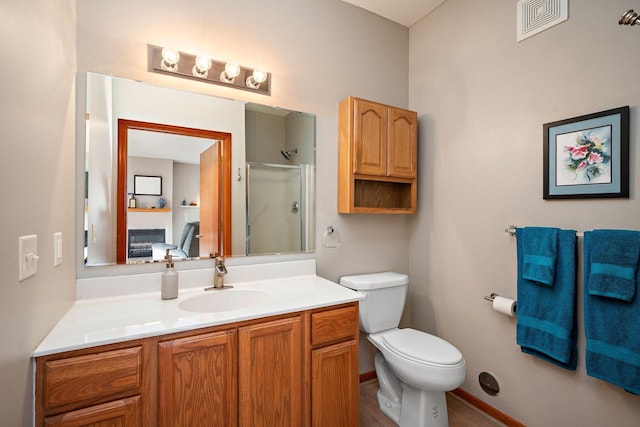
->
left=134, top=175, right=162, bottom=196
left=543, top=106, right=629, bottom=199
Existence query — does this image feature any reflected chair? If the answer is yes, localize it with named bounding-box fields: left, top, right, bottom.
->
left=152, top=221, right=200, bottom=260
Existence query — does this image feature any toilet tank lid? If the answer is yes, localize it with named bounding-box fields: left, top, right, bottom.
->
left=339, top=272, right=408, bottom=290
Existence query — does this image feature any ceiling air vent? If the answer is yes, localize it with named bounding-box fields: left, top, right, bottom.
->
left=517, top=0, right=568, bottom=42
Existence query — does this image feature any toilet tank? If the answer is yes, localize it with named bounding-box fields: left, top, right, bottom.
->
left=339, top=272, right=408, bottom=334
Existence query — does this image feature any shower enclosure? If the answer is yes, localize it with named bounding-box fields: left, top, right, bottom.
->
left=246, top=162, right=315, bottom=255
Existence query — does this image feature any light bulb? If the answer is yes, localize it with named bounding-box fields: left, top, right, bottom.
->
left=225, top=62, right=241, bottom=78
left=161, top=48, right=180, bottom=72
left=220, top=62, right=241, bottom=83
left=252, top=69, right=267, bottom=83
left=192, top=55, right=212, bottom=78
left=246, top=68, right=268, bottom=89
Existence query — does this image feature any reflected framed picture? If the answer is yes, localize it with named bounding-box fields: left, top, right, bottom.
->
left=543, top=106, right=629, bottom=199
left=134, top=175, right=162, bottom=196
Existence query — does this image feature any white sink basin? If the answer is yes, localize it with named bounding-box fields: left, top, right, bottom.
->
left=178, top=289, right=272, bottom=313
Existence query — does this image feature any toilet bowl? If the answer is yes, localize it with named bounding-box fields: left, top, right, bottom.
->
left=340, top=272, right=466, bottom=427
left=370, top=328, right=466, bottom=392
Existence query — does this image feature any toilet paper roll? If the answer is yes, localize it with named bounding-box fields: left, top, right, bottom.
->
left=492, top=296, right=517, bottom=317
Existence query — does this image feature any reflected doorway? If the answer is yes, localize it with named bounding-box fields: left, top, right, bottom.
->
left=116, top=119, right=232, bottom=264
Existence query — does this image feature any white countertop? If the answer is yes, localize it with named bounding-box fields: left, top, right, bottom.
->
left=34, top=261, right=364, bottom=357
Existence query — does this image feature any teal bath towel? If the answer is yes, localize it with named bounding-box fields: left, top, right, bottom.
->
left=516, top=228, right=577, bottom=370
left=584, top=230, right=640, bottom=394
left=587, top=229, right=640, bottom=302
left=522, top=227, right=559, bottom=286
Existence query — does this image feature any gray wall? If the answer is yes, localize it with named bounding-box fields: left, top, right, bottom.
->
left=0, top=1, right=77, bottom=425
left=409, top=1, right=640, bottom=425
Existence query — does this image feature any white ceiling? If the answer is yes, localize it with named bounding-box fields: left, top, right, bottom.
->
left=341, top=0, right=447, bottom=27
left=128, top=129, right=217, bottom=165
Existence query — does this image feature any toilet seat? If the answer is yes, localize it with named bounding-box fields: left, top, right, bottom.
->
left=382, top=329, right=463, bottom=367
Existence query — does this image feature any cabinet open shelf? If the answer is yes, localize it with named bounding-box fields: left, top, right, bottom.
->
left=353, top=179, right=414, bottom=212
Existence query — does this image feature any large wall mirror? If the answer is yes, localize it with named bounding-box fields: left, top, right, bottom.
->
left=81, top=72, right=315, bottom=269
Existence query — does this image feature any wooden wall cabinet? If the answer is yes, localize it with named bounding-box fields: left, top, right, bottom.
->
left=338, top=96, right=418, bottom=214
left=35, top=303, right=358, bottom=427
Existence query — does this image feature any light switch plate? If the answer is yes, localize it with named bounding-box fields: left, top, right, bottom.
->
left=54, top=232, right=62, bottom=267
left=19, top=235, right=38, bottom=281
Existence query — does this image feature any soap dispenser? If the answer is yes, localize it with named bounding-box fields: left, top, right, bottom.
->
left=161, top=249, right=179, bottom=299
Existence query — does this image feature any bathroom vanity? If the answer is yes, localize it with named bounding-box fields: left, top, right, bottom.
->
left=33, top=261, right=363, bottom=426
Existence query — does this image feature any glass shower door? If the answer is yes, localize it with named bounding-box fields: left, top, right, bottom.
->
left=246, top=163, right=302, bottom=255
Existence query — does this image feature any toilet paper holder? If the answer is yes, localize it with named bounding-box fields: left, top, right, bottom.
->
left=485, top=293, right=518, bottom=316
left=483, top=292, right=499, bottom=302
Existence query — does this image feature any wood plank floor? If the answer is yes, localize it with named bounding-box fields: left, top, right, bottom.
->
left=360, top=379, right=507, bottom=427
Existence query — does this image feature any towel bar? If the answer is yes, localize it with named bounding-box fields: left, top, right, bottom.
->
left=505, top=225, right=583, bottom=237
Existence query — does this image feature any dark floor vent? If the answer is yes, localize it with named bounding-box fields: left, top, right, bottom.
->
left=479, top=371, right=500, bottom=396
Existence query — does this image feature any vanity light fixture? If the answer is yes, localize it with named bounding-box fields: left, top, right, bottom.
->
left=149, top=45, right=271, bottom=95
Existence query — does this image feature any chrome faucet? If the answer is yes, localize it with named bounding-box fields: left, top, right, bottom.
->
left=205, top=255, right=231, bottom=290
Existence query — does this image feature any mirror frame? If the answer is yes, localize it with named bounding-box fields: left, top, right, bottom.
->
left=116, top=119, right=232, bottom=264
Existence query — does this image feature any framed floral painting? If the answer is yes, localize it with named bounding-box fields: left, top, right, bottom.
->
left=543, top=106, right=629, bottom=199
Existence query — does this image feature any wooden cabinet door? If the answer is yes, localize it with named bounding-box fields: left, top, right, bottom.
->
left=353, top=98, right=388, bottom=176
left=158, top=330, right=237, bottom=427
left=199, top=143, right=219, bottom=257
left=311, top=341, right=359, bottom=427
left=44, top=396, right=140, bottom=427
left=238, top=317, right=302, bottom=427
left=388, top=107, right=417, bottom=178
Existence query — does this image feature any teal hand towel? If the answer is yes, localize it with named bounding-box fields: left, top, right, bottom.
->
left=522, top=227, right=559, bottom=286
left=516, top=228, right=577, bottom=370
left=587, top=229, right=640, bottom=302
left=584, top=231, right=640, bottom=394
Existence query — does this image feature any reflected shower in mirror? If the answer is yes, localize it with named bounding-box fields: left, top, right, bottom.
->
left=246, top=163, right=314, bottom=255
left=244, top=103, right=315, bottom=256
left=81, top=72, right=315, bottom=269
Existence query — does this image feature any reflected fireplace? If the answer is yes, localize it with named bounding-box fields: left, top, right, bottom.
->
left=128, top=229, right=165, bottom=259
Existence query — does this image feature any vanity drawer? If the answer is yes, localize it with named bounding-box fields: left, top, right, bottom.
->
left=42, top=346, right=142, bottom=411
left=311, top=304, right=358, bottom=347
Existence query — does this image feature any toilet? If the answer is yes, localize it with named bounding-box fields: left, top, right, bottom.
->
left=340, top=272, right=466, bottom=427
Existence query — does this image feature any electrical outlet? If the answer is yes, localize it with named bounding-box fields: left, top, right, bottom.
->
left=19, top=235, right=38, bottom=281
left=54, top=232, right=62, bottom=267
